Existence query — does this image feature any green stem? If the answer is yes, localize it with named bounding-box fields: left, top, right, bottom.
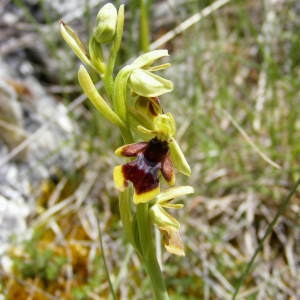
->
left=118, top=127, right=169, bottom=300
left=140, top=0, right=150, bottom=52
left=104, top=4, right=125, bottom=98
left=119, top=188, right=134, bottom=246
left=136, top=203, right=169, bottom=300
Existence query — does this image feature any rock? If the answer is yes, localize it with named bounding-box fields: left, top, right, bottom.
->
left=0, top=57, right=78, bottom=251
left=0, top=79, right=28, bottom=161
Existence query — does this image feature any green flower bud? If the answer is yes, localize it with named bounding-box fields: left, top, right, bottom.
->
left=94, top=3, right=118, bottom=43
left=129, top=69, right=173, bottom=97
left=60, top=21, right=93, bottom=68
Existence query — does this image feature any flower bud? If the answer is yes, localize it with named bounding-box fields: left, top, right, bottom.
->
left=94, top=3, right=118, bottom=43
left=60, top=21, right=92, bottom=68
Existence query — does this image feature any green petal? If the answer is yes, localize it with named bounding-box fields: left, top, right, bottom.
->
left=161, top=203, right=184, bottom=209
left=148, top=63, right=171, bottom=72
left=129, top=69, right=173, bottom=97
left=169, top=137, right=191, bottom=176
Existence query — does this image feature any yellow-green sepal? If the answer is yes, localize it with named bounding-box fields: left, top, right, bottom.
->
left=149, top=204, right=180, bottom=231
left=169, top=137, right=191, bottom=176
left=129, top=69, right=173, bottom=97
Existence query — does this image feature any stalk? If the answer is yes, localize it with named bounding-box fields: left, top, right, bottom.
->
left=119, top=129, right=169, bottom=299
left=119, top=189, right=134, bottom=245
left=140, top=0, right=150, bottom=52
left=136, top=203, right=169, bottom=300
left=61, top=4, right=180, bottom=298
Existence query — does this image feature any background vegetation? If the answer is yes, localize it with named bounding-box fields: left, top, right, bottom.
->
left=0, top=0, right=299, bottom=299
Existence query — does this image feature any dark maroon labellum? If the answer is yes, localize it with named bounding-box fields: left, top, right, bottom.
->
left=121, top=138, right=170, bottom=195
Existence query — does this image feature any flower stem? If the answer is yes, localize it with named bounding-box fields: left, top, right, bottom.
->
left=136, top=203, right=169, bottom=300
left=104, top=4, right=125, bottom=98
left=139, top=0, right=150, bottom=52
